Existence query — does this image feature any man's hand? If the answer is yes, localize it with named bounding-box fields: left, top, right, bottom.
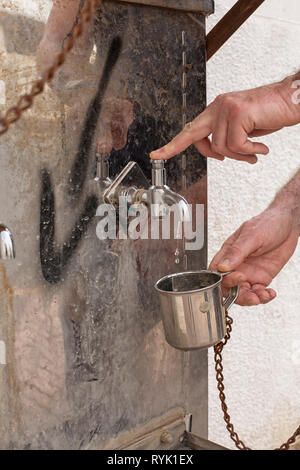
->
left=151, top=76, right=300, bottom=164
left=209, top=208, right=299, bottom=306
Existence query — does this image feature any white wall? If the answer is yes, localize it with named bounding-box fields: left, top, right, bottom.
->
left=207, top=0, right=300, bottom=450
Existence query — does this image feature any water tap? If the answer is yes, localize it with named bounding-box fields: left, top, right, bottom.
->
left=141, top=160, right=191, bottom=223
left=0, top=224, right=15, bottom=259
left=103, top=158, right=191, bottom=225
left=94, top=152, right=112, bottom=191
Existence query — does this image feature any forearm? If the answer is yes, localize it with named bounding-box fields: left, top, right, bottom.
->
left=276, top=70, right=300, bottom=126
left=269, top=168, right=300, bottom=235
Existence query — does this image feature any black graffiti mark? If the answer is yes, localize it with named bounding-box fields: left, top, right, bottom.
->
left=40, top=37, right=122, bottom=285
left=68, top=36, right=122, bottom=200
left=40, top=170, right=98, bottom=284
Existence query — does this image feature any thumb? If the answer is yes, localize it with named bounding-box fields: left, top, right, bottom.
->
left=217, top=233, right=260, bottom=272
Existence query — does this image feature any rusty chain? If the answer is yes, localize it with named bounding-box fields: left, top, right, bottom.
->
left=0, top=0, right=102, bottom=137
left=214, top=311, right=300, bottom=451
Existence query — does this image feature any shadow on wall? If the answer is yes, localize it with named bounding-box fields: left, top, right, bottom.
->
left=0, top=12, right=44, bottom=55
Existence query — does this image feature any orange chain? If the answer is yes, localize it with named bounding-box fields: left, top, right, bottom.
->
left=0, top=0, right=102, bottom=137
left=214, top=311, right=300, bottom=451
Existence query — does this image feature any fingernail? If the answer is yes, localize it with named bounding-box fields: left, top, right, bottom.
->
left=218, top=259, right=231, bottom=270
left=150, top=148, right=164, bottom=158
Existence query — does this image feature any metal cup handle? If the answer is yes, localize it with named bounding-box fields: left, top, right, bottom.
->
left=217, top=271, right=240, bottom=311
left=224, top=286, right=240, bottom=311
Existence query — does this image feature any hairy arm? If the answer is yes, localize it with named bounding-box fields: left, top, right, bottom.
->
left=209, top=168, right=300, bottom=306
left=269, top=167, right=300, bottom=236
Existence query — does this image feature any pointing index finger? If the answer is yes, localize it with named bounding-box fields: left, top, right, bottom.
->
left=150, top=112, right=211, bottom=160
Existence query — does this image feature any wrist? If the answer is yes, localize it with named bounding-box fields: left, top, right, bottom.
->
left=269, top=188, right=300, bottom=236
left=276, top=74, right=300, bottom=125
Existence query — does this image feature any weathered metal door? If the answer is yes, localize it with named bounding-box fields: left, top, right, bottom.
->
left=0, top=0, right=213, bottom=449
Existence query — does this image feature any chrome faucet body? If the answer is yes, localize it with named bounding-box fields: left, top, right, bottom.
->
left=0, top=224, right=15, bottom=259
left=146, top=160, right=191, bottom=222
left=102, top=158, right=191, bottom=224
left=94, top=153, right=112, bottom=190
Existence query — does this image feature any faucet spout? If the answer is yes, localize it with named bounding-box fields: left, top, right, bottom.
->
left=0, top=225, right=15, bottom=259
left=164, top=188, right=191, bottom=223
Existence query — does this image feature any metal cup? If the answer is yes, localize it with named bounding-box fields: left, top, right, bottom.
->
left=155, top=270, right=239, bottom=351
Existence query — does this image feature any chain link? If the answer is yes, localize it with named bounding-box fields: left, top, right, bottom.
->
left=0, top=0, right=102, bottom=137
left=214, top=311, right=300, bottom=451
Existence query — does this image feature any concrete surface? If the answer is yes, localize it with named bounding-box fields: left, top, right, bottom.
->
left=207, top=0, right=300, bottom=451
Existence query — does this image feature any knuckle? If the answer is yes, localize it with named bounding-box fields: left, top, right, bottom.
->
left=213, top=94, right=224, bottom=104
left=240, top=220, right=251, bottom=232
left=222, top=95, right=235, bottom=107
left=221, top=97, right=245, bottom=117
left=183, top=122, right=194, bottom=133
left=230, top=102, right=243, bottom=116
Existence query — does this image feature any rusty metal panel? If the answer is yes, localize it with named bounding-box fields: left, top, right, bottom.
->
left=114, top=0, right=215, bottom=14
left=0, top=0, right=209, bottom=449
